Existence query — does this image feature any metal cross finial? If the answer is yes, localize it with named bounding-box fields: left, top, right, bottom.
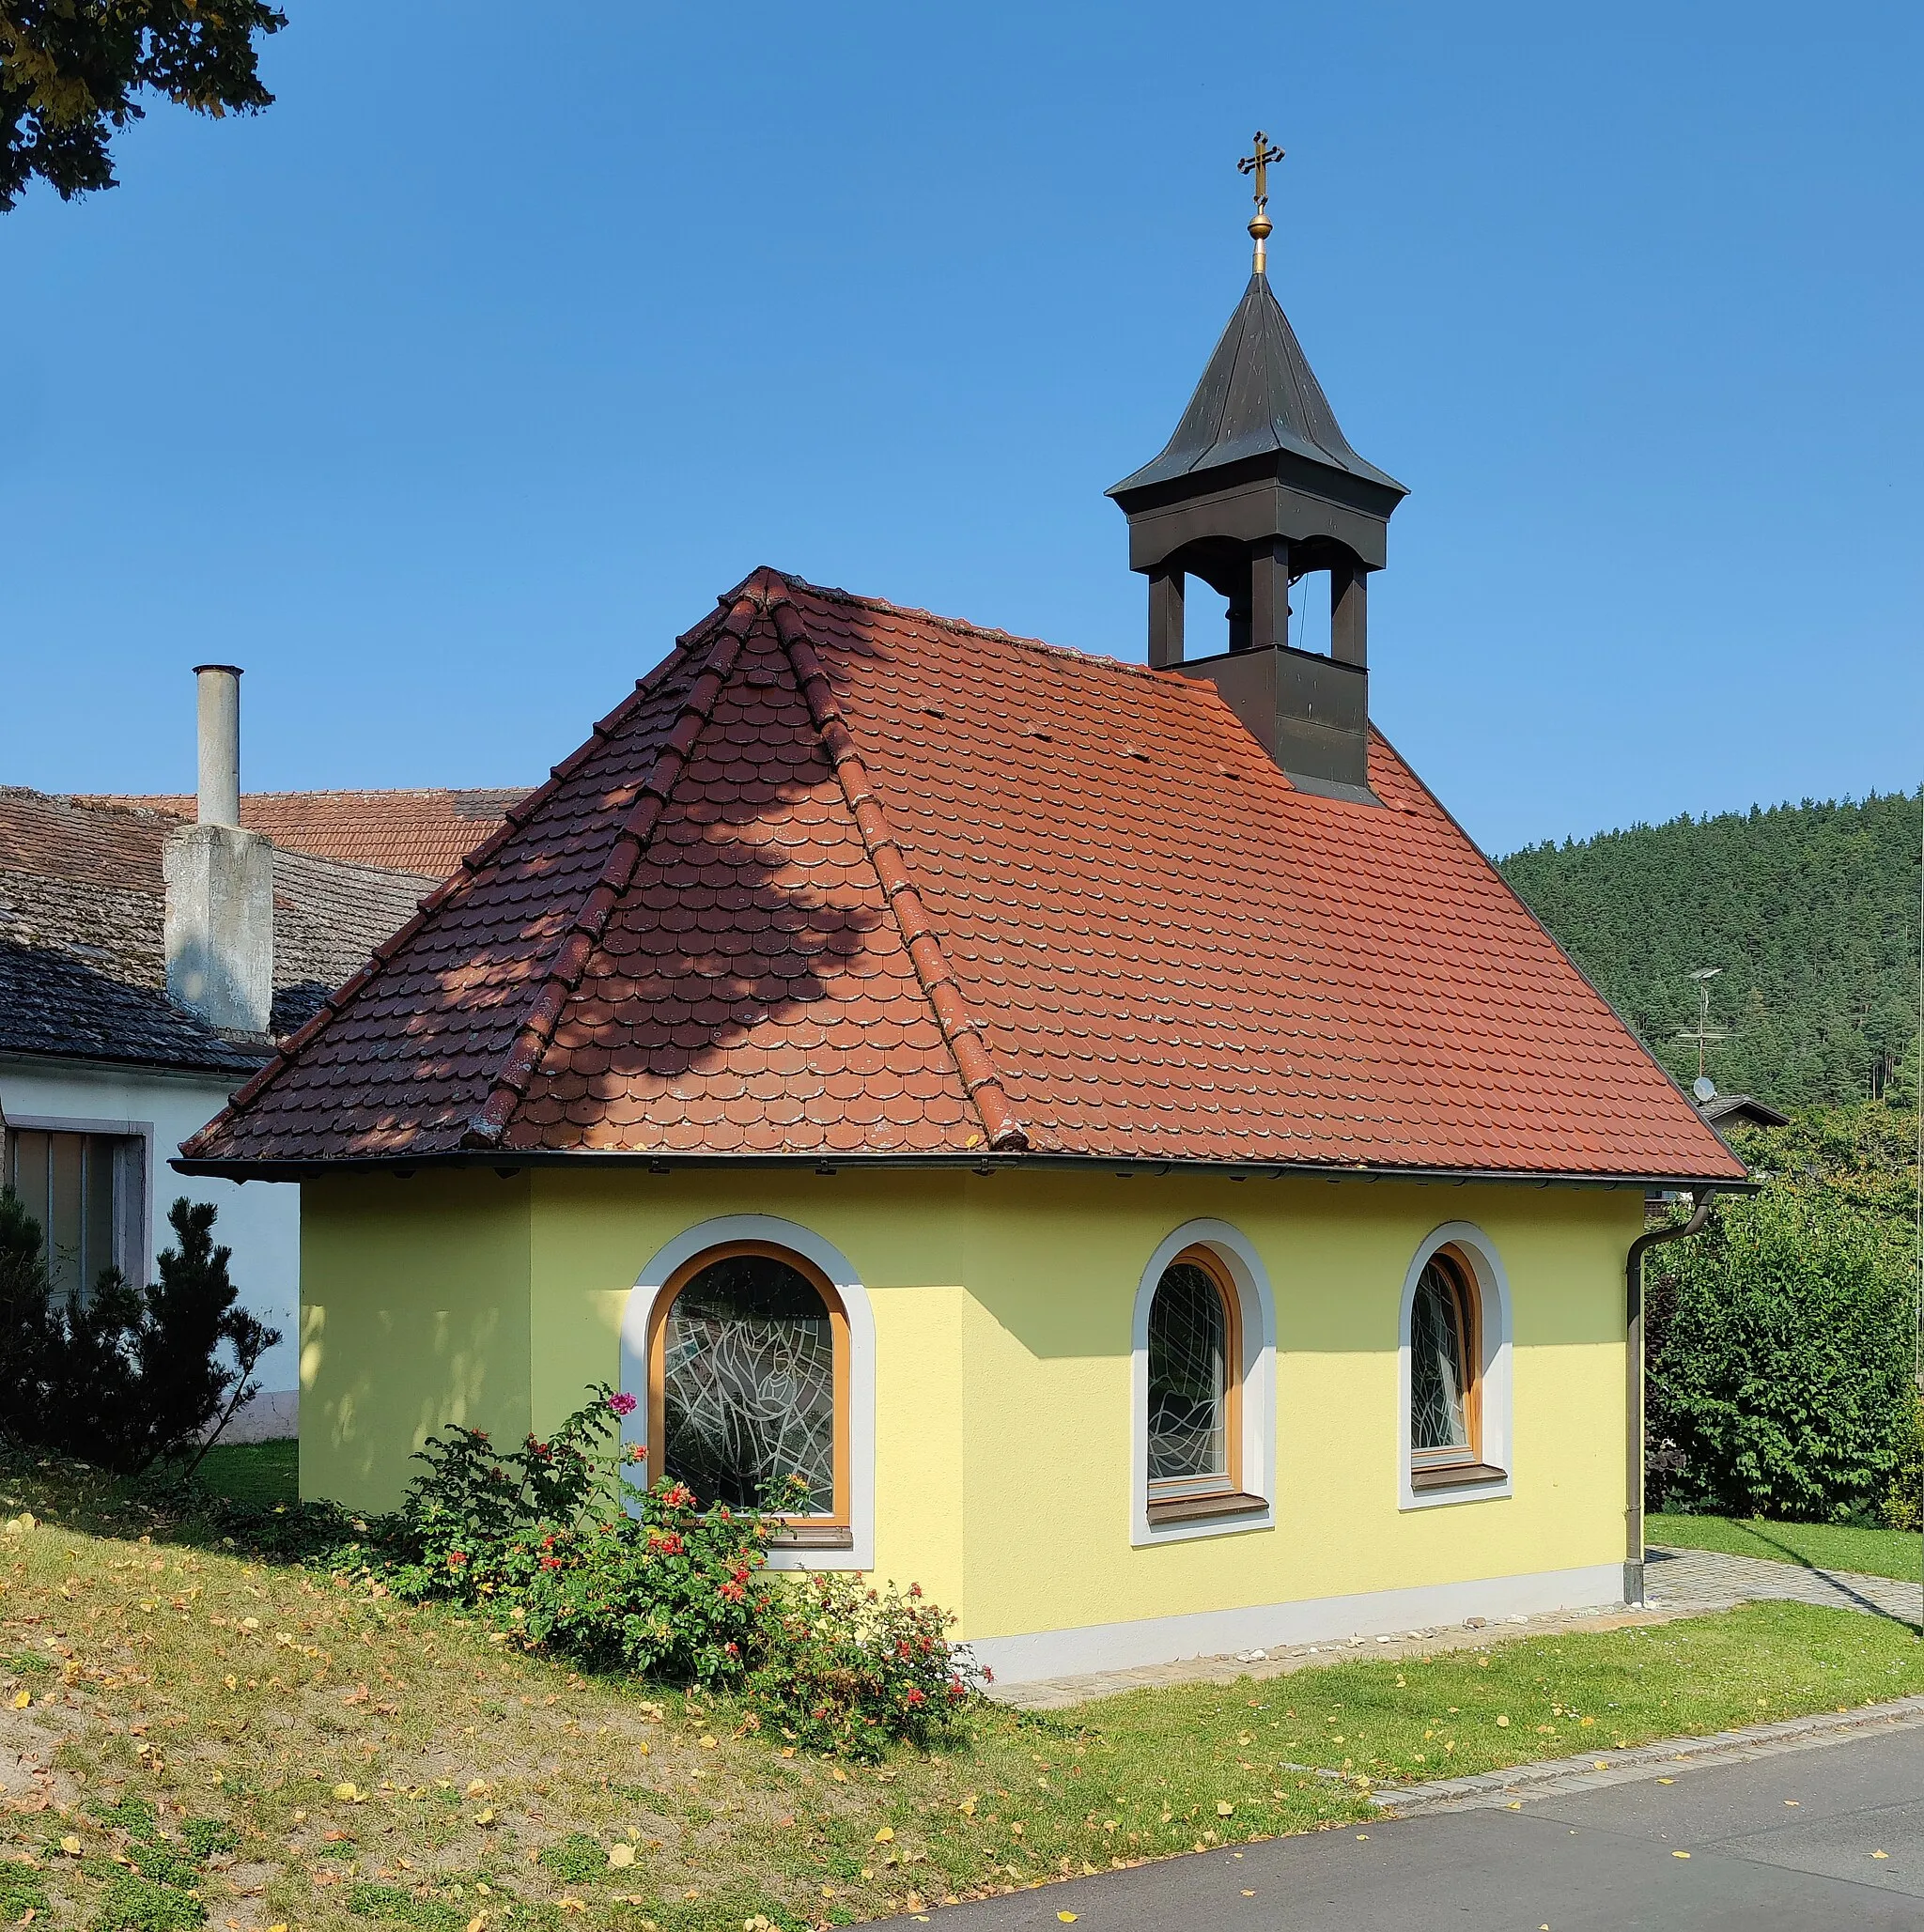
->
left=1236, top=131, right=1283, bottom=275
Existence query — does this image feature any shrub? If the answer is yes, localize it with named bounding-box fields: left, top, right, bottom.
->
left=386, top=1386, right=786, bottom=1686
left=751, top=1571, right=985, bottom=1759
left=384, top=1386, right=984, bottom=1745
left=1647, top=1185, right=1916, bottom=1521
left=1885, top=1393, right=1924, bottom=1534
left=0, top=1191, right=277, bottom=1475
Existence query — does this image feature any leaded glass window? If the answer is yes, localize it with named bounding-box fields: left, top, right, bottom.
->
left=1409, top=1257, right=1474, bottom=1463
left=1146, top=1259, right=1231, bottom=1491
left=659, top=1250, right=838, bottom=1514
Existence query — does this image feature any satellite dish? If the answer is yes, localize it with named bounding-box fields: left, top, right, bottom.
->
left=1693, top=1075, right=1716, bottom=1104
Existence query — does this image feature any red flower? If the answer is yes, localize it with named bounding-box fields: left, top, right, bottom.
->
left=446, top=1550, right=468, bottom=1568
left=904, top=1688, right=926, bottom=1706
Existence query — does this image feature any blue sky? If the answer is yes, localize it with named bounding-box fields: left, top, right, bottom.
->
left=4, top=1, right=1917, bottom=856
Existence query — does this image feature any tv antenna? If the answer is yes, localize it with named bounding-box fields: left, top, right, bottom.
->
left=1676, top=966, right=1728, bottom=1088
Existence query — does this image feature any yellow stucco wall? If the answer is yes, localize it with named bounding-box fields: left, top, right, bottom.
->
left=298, top=1165, right=1639, bottom=1644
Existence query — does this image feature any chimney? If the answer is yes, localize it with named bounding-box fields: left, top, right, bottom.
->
left=163, top=666, right=274, bottom=1035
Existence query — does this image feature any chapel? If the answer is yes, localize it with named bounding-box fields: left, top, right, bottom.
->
left=180, top=144, right=1745, bottom=1682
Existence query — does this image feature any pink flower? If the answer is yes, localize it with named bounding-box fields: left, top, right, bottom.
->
left=608, top=1392, right=638, bottom=1417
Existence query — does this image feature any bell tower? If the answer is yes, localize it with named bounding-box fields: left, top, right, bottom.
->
left=1107, top=134, right=1406, bottom=798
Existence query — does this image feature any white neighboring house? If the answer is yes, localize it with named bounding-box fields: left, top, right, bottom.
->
left=0, top=672, right=441, bottom=1441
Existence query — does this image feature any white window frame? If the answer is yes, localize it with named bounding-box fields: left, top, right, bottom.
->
left=1131, top=1219, right=1276, bottom=1547
left=1397, top=1221, right=1513, bottom=1510
left=619, top=1214, right=875, bottom=1571
left=2, top=1112, right=152, bottom=1293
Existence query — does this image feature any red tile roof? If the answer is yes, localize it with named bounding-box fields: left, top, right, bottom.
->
left=80, top=789, right=527, bottom=878
left=180, top=569, right=1746, bottom=1182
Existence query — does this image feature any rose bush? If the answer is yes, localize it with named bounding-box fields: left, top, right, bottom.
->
left=381, top=1386, right=982, bottom=1744
left=751, top=1571, right=985, bottom=1758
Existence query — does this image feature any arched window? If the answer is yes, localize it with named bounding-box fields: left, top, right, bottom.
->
left=645, top=1243, right=848, bottom=1529
left=1408, top=1249, right=1487, bottom=1484
left=1145, top=1247, right=1242, bottom=1507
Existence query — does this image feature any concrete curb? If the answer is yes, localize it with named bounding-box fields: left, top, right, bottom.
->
left=1373, top=1691, right=1924, bottom=1815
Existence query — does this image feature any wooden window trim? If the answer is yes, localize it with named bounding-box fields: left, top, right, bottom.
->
left=1146, top=1244, right=1244, bottom=1507
left=1409, top=1248, right=1503, bottom=1481
left=1409, top=1462, right=1508, bottom=1492
left=1145, top=1490, right=1267, bottom=1526
left=646, top=1240, right=849, bottom=1529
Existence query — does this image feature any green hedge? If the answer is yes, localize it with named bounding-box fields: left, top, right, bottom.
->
left=1647, top=1183, right=1916, bottom=1522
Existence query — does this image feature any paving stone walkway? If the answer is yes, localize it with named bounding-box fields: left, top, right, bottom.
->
left=1645, top=1544, right=1924, bottom=1625
left=996, top=1545, right=1922, bottom=1712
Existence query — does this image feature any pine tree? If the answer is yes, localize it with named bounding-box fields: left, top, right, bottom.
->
left=0, top=1192, right=278, bottom=1474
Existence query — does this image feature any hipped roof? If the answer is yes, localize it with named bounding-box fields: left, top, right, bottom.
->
left=179, top=570, right=1745, bottom=1184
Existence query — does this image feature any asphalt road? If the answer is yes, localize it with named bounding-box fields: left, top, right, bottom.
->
left=903, top=1723, right=1924, bottom=1930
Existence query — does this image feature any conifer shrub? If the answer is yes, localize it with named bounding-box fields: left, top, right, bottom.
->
left=0, top=1191, right=276, bottom=1475
left=1647, top=1185, right=1916, bottom=1522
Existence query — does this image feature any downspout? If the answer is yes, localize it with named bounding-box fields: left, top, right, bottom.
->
left=1624, top=1191, right=1717, bottom=1603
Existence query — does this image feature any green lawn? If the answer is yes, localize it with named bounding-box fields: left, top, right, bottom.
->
left=5, top=1453, right=1924, bottom=1931
left=1651, top=1512, right=1924, bottom=1585
left=194, top=1436, right=299, bottom=1508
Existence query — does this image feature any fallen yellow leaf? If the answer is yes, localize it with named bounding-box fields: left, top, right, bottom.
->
left=333, top=1783, right=361, bottom=1802
left=1058, top=1916, right=1078, bottom=1924
left=466, top=1780, right=490, bottom=1797
left=607, top=1843, right=635, bottom=1869
left=1672, top=1851, right=1690, bottom=1860
left=874, top=1827, right=894, bottom=1843
left=1217, top=1801, right=1234, bottom=1817
left=59, top=1836, right=81, bottom=1856
left=474, top=1809, right=496, bottom=1827
left=699, top=1736, right=717, bottom=1749
left=467, top=1917, right=487, bottom=1932
left=10, top=1690, right=29, bottom=1709
left=1495, top=1715, right=1511, bottom=1728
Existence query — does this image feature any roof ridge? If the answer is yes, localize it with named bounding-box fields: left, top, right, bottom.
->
left=756, top=567, right=1174, bottom=684
left=768, top=590, right=1032, bottom=1154
left=184, top=601, right=761, bottom=1153
left=458, top=588, right=766, bottom=1149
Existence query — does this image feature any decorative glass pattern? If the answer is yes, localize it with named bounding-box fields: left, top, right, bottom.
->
left=1146, top=1260, right=1228, bottom=1483
left=661, top=1252, right=835, bottom=1512
left=1410, top=1259, right=1471, bottom=1454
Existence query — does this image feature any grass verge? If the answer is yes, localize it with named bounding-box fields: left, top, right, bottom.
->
left=1, top=1456, right=1920, bottom=1932
left=194, top=1440, right=299, bottom=1511
left=1651, top=1511, right=1924, bottom=1584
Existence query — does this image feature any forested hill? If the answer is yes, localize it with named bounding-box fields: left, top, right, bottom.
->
left=1497, top=791, right=1921, bottom=1110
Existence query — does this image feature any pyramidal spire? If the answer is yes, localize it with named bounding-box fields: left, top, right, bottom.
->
left=1105, top=134, right=1407, bottom=797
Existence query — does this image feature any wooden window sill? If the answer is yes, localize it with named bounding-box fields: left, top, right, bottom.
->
left=764, top=1523, right=855, bottom=1550
left=1409, top=1462, right=1508, bottom=1492
left=1146, top=1491, right=1269, bottom=1526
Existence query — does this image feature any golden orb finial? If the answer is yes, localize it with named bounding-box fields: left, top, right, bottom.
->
left=1236, top=131, right=1284, bottom=276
